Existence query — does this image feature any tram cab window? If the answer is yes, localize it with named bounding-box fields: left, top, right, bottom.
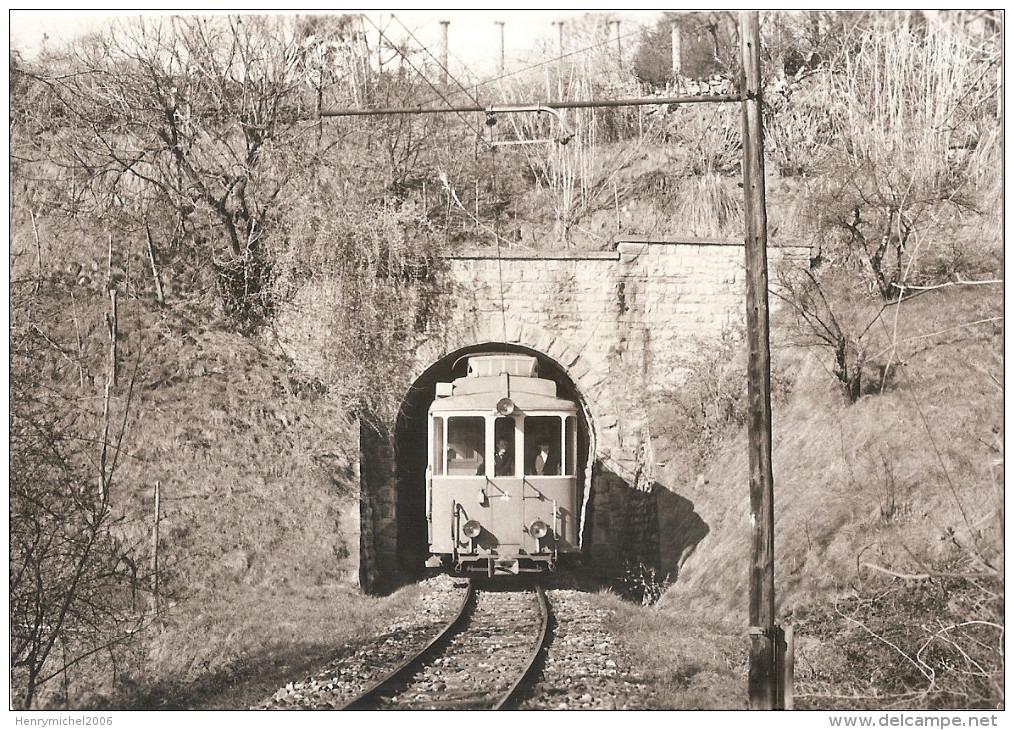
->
left=492, top=417, right=516, bottom=477
left=565, top=416, right=576, bottom=476
left=525, top=416, right=562, bottom=476
left=431, top=416, right=444, bottom=475
left=446, top=417, right=485, bottom=476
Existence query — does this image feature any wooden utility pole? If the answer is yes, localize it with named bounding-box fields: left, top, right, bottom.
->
left=671, top=23, right=682, bottom=81
left=741, top=11, right=778, bottom=710
left=439, top=20, right=450, bottom=86
left=495, top=21, right=505, bottom=76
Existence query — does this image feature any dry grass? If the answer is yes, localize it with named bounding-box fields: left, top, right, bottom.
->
left=13, top=280, right=368, bottom=708
left=604, top=590, right=747, bottom=709
left=648, top=283, right=1002, bottom=709
left=669, top=285, right=1002, bottom=608
left=121, top=581, right=427, bottom=710
left=791, top=575, right=1003, bottom=710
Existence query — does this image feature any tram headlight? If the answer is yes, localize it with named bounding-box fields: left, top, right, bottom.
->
left=495, top=398, right=515, bottom=416
left=462, top=520, right=483, bottom=539
left=528, top=519, right=549, bottom=539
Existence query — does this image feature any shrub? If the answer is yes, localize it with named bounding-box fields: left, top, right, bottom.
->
left=794, top=574, right=1004, bottom=709
left=649, top=329, right=749, bottom=473
left=618, top=562, right=673, bottom=606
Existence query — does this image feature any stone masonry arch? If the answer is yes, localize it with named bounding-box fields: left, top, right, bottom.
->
left=383, top=342, right=598, bottom=588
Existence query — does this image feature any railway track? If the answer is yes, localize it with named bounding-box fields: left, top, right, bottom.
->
left=340, top=580, right=549, bottom=710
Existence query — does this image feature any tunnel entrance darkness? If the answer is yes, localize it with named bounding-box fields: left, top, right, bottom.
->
left=393, top=342, right=594, bottom=579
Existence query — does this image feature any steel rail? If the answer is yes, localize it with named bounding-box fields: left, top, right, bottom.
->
left=340, top=583, right=550, bottom=711
left=339, top=579, right=476, bottom=710
left=321, top=94, right=742, bottom=118
left=491, top=584, right=551, bottom=710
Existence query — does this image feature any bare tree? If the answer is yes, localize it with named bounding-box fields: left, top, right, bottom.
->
left=771, top=14, right=1000, bottom=400
left=272, top=200, right=448, bottom=430
left=26, top=15, right=360, bottom=325
left=805, top=16, right=998, bottom=297
left=9, top=286, right=146, bottom=709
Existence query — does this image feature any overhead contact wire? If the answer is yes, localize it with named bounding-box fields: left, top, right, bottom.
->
left=489, top=116, right=509, bottom=352
left=413, top=24, right=647, bottom=109
left=365, top=15, right=488, bottom=142
left=393, top=11, right=522, bottom=353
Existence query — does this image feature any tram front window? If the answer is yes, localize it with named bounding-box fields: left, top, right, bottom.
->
left=525, top=416, right=562, bottom=476
left=446, top=416, right=485, bottom=476
left=493, top=417, right=516, bottom=476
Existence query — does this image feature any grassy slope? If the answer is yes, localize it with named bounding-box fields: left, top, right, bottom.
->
left=9, top=213, right=384, bottom=708
left=620, top=283, right=1004, bottom=709
left=671, top=285, right=1003, bottom=612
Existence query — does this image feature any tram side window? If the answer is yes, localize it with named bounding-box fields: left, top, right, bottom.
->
left=525, top=416, right=562, bottom=476
left=431, top=417, right=444, bottom=476
left=565, top=416, right=576, bottom=476
left=493, top=417, right=516, bottom=476
left=446, top=417, right=485, bottom=476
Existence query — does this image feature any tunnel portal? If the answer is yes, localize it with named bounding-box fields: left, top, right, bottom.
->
left=345, top=239, right=809, bottom=592
left=392, top=343, right=594, bottom=581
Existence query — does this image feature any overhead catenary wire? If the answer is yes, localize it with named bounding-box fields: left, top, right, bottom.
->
left=392, top=13, right=511, bottom=347
left=364, top=15, right=489, bottom=143
left=376, top=20, right=648, bottom=111
left=322, top=93, right=742, bottom=118
left=444, top=24, right=647, bottom=103
left=392, top=15, right=485, bottom=112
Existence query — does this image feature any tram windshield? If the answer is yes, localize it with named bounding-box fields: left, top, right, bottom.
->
left=446, top=416, right=485, bottom=476
left=492, top=417, right=516, bottom=476
left=436, top=412, right=576, bottom=477
left=525, top=416, right=561, bottom=476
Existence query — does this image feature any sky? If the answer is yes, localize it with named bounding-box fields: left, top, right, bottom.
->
left=9, top=9, right=666, bottom=74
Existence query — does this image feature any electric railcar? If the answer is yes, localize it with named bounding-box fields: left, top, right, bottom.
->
left=424, top=354, right=580, bottom=576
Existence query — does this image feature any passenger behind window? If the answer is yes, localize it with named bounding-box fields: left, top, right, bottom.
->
left=529, top=441, right=557, bottom=476
left=493, top=438, right=512, bottom=476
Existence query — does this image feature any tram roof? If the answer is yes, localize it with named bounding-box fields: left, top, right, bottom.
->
left=429, top=374, right=577, bottom=415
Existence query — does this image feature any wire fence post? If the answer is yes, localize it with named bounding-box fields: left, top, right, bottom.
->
left=106, top=290, right=118, bottom=388
left=145, top=220, right=166, bottom=307
left=30, top=210, right=42, bottom=293
left=151, top=480, right=161, bottom=616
